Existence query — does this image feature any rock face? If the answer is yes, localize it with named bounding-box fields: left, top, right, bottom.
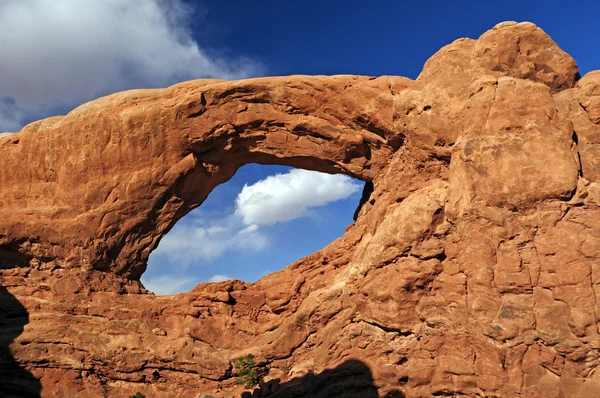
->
left=1, top=21, right=600, bottom=397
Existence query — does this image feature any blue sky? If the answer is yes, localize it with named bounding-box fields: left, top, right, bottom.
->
left=1, top=0, right=599, bottom=294
left=191, top=0, right=600, bottom=78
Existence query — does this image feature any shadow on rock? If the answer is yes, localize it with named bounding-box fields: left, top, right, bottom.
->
left=243, top=359, right=404, bottom=398
left=0, top=285, right=41, bottom=397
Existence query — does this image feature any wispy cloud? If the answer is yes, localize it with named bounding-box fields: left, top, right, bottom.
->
left=235, top=169, right=361, bottom=225
left=0, top=0, right=264, bottom=131
left=148, top=213, right=269, bottom=270
left=208, top=274, right=233, bottom=283
left=141, top=274, right=199, bottom=295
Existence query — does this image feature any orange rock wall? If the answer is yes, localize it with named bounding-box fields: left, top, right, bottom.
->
left=1, top=22, right=600, bottom=397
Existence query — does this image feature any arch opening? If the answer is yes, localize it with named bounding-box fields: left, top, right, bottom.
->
left=141, top=164, right=368, bottom=295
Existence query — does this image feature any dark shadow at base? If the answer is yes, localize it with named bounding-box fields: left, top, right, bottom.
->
left=243, top=359, right=404, bottom=398
left=0, top=286, right=41, bottom=398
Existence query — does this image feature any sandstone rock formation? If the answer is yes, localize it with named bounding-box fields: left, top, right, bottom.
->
left=1, top=21, right=600, bottom=397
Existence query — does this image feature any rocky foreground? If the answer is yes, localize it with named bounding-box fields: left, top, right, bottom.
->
left=1, top=21, right=600, bottom=397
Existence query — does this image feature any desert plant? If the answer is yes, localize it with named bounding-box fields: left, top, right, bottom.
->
left=129, top=393, right=145, bottom=398
left=234, top=354, right=260, bottom=388
left=279, top=360, right=292, bottom=374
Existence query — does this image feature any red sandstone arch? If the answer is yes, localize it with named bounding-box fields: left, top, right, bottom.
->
left=0, top=22, right=584, bottom=282
left=0, top=75, right=415, bottom=279
left=3, top=22, right=600, bottom=397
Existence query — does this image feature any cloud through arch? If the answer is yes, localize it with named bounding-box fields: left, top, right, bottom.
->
left=143, top=168, right=362, bottom=294
left=235, top=169, right=362, bottom=225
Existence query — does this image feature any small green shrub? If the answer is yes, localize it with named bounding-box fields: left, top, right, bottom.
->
left=234, top=354, right=260, bottom=388
left=280, top=360, right=292, bottom=374
left=129, top=393, right=145, bottom=398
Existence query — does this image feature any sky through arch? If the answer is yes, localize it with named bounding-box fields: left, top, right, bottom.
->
left=141, top=165, right=364, bottom=294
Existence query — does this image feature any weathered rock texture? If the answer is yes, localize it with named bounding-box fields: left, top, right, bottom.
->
left=1, top=21, right=600, bottom=397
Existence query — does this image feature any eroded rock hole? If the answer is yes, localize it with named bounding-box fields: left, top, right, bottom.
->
left=353, top=180, right=375, bottom=221
left=142, top=164, right=366, bottom=295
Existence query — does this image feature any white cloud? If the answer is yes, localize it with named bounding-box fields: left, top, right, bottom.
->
left=0, top=0, right=263, bottom=131
left=141, top=274, right=199, bottom=295
left=235, top=169, right=361, bottom=225
left=149, top=169, right=360, bottom=269
left=146, top=169, right=362, bottom=293
left=208, top=274, right=233, bottom=283
left=148, top=214, right=269, bottom=269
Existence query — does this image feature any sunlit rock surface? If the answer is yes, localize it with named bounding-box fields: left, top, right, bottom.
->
left=1, top=22, right=600, bottom=397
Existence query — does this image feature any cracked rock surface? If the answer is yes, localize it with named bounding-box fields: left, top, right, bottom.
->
left=1, top=21, right=600, bottom=397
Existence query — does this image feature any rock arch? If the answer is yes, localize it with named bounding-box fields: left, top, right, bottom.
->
left=1, top=22, right=600, bottom=397
left=0, top=74, right=412, bottom=279
left=0, top=21, right=584, bottom=282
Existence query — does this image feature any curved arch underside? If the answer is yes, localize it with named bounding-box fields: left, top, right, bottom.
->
left=1, top=73, right=411, bottom=279
left=1, top=22, right=600, bottom=397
